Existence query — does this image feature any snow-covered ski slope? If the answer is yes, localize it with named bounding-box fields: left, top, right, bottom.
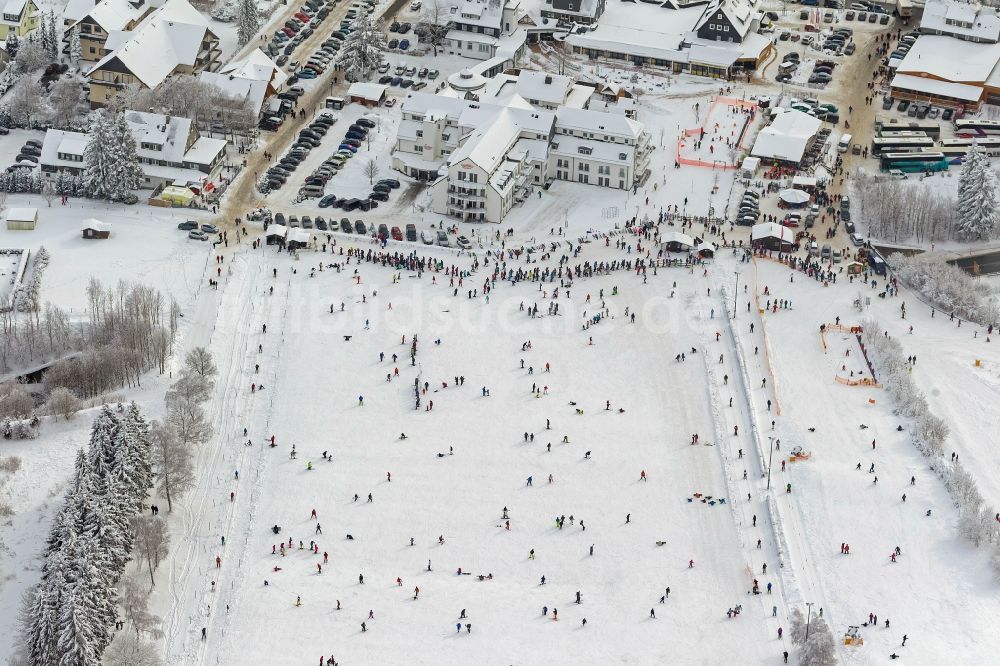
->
left=153, top=229, right=1000, bottom=665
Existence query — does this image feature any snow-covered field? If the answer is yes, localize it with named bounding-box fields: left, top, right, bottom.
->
left=0, top=196, right=214, bottom=310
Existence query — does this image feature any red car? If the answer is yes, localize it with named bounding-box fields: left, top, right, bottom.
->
left=294, top=11, right=310, bottom=21
left=391, top=226, right=403, bottom=241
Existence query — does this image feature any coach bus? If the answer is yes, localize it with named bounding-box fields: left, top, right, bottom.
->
left=954, top=119, right=1000, bottom=137
left=879, top=151, right=949, bottom=172
left=870, top=136, right=936, bottom=155
left=877, top=124, right=939, bottom=139
left=938, top=137, right=1000, bottom=154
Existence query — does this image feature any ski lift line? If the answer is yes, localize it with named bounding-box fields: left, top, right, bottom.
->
left=196, top=261, right=292, bottom=664
left=709, top=288, right=794, bottom=626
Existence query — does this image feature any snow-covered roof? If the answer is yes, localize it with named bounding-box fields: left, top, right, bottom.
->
left=219, top=48, right=288, bottom=89
left=556, top=106, right=643, bottom=140
left=199, top=71, right=270, bottom=113
left=448, top=0, right=504, bottom=28
left=87, top=0, right=216, bottom=89
left=124, top=110, right=192, bottom=164
left=83, top=0, right=160, bottom=33
left=890, top=73, right=983, bottom=102
left=183, top=137, right=226, bottom=166
left=750, top=109, right=821, bottom=163
left=895, top=35, right=1000, bottom=83
left=696, top=0, right=758, bottom=39
left=6, top=207, right=37, bottom=222
left=550, top=134, right=634, bottom=163
left=515, top=70, right=572, bottom=105
left=266, top=225, right=288, bottom=238
left=63, top=0, right=95, bottom=25
left=920, top=0, right=1000, bottom=43
left=2, top=0, right=29, bottom=19
left=348, top=82, right=388, bottom=102
left=662, top=231, right=695, bottom=247
left=449, top=107, right=539, bottom=174
left=81, top=218, right=111, bottom=231
left=40, top=129, right=89, bottom=170
left=564, top=1, right=703, bottom=59
left=751, top=222, right=795, bottom=243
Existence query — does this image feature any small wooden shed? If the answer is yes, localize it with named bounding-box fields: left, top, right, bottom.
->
left=6, top=207, right=38, bottom=231
left=81, top=218, right=111, bottom=239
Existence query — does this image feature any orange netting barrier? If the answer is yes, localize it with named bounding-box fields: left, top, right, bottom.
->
left=834, top=376, right=882, bottom=388
left=676, top=96, right=758, bottom=169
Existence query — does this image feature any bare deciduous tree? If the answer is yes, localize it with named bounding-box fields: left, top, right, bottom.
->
left=131, top=516, right=170, bottom=586
left=167, top=372, right=213, bottom=405
left=8, top=77, right=45, bottom=128
left=184, top=347, right=217, bottom=380
left=150, top=420, right=195, bottom=512
left=46, top=387, right=81, bottom=420
left=364, top=158, right=380, bottom=184
left=117, top=575, right=162, bottom=639
left=103, top=631, right=162, bottom=666
left=0, top=383, right=34, bottom=419
left=420, top=0, right=453, bottom=56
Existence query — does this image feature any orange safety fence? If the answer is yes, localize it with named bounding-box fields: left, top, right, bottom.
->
left=675, top=96, right=758, bottom=169
left=834, top=376, right=882, bottom=388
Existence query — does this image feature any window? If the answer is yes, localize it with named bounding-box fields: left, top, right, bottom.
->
left=469, top=173, right=478, bottom=182
left=141, top=142, right=162, bottom=151
left=577, top=146, right=592, bottom=155
left=414, top=145, right=423, bottom=152
left=458, top=171, right=466, bottom=181
left=723, top=25, right=729, bottom=31
left=58, top=152, right=84, bottom=162
left=619, top=168, right=626, bottom=177
left=416, top=130, right=423, bottom=137
left=619, top=153, right=627, bottom=161
left=578, top=173, right=588, bottom=184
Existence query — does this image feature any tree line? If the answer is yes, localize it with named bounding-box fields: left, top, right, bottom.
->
left=0, top=278, right=181, bottom=404
left=14, top=346, right=217, bottom=665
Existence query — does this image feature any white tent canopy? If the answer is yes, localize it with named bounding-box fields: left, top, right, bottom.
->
left=266, top=226, right=287, bottom=238
left=751, top=222, right=795, bottom=243
left=662, top=231, right=695, bottom=248
left=779, top=189, right=810, bottom=205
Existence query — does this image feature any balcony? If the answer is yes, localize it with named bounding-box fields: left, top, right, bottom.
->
left=447, top=185, right=485, bottom=199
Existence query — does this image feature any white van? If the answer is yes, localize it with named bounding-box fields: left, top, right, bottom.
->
left=838, top=134, right=853, bottom=153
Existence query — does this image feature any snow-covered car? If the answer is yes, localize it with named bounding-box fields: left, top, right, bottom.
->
left=201, top=224, right=219, bottom=234
left=188, top=230, right=209, bottom=241
left=456, top=236, right=472, bottom=249
left=420, top=230, right=434, bottom=244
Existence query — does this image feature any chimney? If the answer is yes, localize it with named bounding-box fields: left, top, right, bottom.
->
left=544, top=75, right=552, bottom=84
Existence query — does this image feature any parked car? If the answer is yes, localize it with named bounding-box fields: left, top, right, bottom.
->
left=201, top=223, right=219, bottom=234
left=354, top=219, right=367, bottom=233
left=188, top=230, right=209, bottom=241
left=405, top=223, right=417, bottom=241
left=456, top=235, right=471, bottom=249
left=421, top=230, right=434, bottom=244
left=177, top=221, right=198, bottom=230
left=341, top=219, right=353, bottom=233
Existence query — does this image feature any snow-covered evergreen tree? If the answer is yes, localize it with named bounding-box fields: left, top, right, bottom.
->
left=336, top=12, right=386, bottom=81
left=47, top=10, right=58, bottom=59
left=70, top=26, right=82, bottom=68
left=82, top=112, right=115, bottom=200
left=5, top=33, right=18, bottom=60
left=957, top=143, right=999, bottom=241
left=236, top=0, right=261, bottom=47
left=83, top=113, right=143, bottom=201
left=108, top=113, right=144, bottom=199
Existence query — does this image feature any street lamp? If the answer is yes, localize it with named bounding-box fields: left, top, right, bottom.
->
left=805, top=602, right=815, bottom=640
left=733, top=270, right=739, bottom=316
